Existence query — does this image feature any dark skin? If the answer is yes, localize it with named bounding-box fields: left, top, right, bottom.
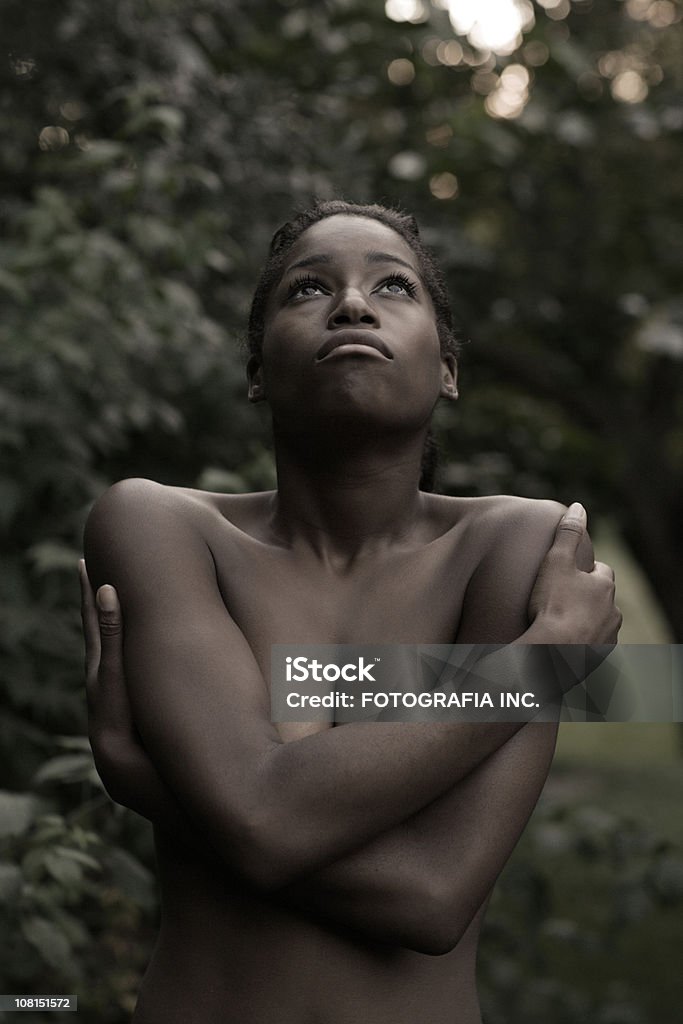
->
left=82, top=216, right=621, bottom=1024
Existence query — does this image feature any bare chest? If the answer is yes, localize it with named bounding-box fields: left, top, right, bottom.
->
left=206, top=527, right=480, bottom=678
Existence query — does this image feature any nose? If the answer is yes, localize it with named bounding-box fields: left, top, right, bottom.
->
left=327, top=289, right=379, bottom=329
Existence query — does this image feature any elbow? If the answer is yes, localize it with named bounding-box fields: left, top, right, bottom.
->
left=235, top=844, right=294, bottom=894
left=225, top=804, right=306, bottom=894
left=406, top=926, right=467, bottom=958
left=398, top=877, right=478, bottom=956
left=89, top=732, right=134, bottom=809
left=401, top=922, right=468, bottom=958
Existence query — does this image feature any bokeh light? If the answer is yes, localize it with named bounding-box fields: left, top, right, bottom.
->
left=436, top=39, right=465, bottom=65
left=444, top=0, right=535, bottom=56
left=388, top=150, right=427, bottom=180
left=537, top=0, right=571, bottom=18
left=38, top=126, right=70, bottom=151
left=429, top=171, right=459, bottom=198
left=597, top=45, right=656, bottom=105
left=484, top=63, right=531, bottom=119
left=425, top=123, right=455, bottom=147
left=385, top=0, right=429, bottom=23
left=522, top=40, right=550, bottom=66
left=626, top=0, right=681, bottom=25
left=611, top=69, right=649, bottom=103
left=387, top=58, right=416, bottom=85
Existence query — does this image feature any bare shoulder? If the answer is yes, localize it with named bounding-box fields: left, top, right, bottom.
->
left=86, top=477, right=273, bottom=533
left=87, top=476, right=223, bottom=522
left=84, top=478, right=278, bottom=598
left=476, top=494, right=566, bottom=547
left=425, top=492, right=566, bottom=549
left=86, top=479, right=196, bottom=558
left=84, top=479, right=222, bottom=599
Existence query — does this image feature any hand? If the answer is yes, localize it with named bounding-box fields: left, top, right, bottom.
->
left=528, top=503, right=622, bottom=645
left=79, top=560, right=162, bottom=812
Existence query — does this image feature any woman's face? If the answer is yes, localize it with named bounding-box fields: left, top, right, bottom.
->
left=251, top=215, right=456, bottom=436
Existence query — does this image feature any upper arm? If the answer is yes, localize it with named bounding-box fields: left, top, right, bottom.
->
left=457, top=497, right=594, bottom=643
left=84, top=479, right=281, bottom=865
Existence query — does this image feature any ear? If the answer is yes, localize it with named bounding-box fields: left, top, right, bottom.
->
left=247, top=356, right=266, bottom=403
left=439, top=355, right=458, bottom=400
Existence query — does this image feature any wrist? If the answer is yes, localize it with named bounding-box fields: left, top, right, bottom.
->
left=515, top=615, right=574, bottom=646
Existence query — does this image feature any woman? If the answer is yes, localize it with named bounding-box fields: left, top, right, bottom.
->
left=82, top=201, right=620, bottom=1023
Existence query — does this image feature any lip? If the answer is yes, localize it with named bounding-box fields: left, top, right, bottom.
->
left=316, top=330, right=393, bottom=362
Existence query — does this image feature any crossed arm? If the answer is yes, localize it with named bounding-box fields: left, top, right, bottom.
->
left=83, top=480, right=620, bottom=951
left=84, top=570, right=557, bottom=953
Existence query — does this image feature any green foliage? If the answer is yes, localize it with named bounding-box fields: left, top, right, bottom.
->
left=1, top=0, right=681, bottom=1017
left=480, top=801, right=683, bottom=1023
left=0, top=781, right=155, bottom=1022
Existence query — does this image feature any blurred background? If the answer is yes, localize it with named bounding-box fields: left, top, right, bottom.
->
left=1, top=0, right=681, bottom=1020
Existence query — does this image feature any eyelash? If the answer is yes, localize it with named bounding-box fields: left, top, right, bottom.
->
left=288, top=275, right=326, bottom=298
left=287, top=273, right=418, bottom=300
left=380, top=273, right=418, bottom=298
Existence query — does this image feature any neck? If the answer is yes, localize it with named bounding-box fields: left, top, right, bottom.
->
left=269, top=427, right=429, bottom=564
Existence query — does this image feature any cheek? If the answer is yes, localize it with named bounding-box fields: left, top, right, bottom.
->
left=260, top=321, right=295, bottom=379
left=406, top=328, right=445, bottom=403
left=409, top=322, right=442, bottom=372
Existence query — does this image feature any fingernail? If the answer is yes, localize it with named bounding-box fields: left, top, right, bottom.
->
left=566, top=502, right=586, bottom=521
left=97, top=586, right=117, bottom=613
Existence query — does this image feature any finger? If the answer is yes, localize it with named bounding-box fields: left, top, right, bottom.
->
left=550, top=502, right=587, bottom=559
left=614, top=606, right=623, bottom=636
left=97, top=584, right=123, bottom=641
left=95, top=585, right=135, bottom=732
left=592, top=561, right=616, bottom=581
left=79, top=559, right=101, bottom=686
left=96, top=584, right=124, bottom=685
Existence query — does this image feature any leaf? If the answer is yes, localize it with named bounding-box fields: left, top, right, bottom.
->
left=27, top=541, right=82, bottom=574
left=196, top=467, right=249, bottom=493
left=33, top=753, right=96, bottom=786
left=76, top=138, right=128, bottom=167
left=55, top=735, right=92, bottom=752
left=651, top=855, right=683, bottom=902
left=106, top=847, right=156, bottom=910
left=21, top=916, right=72, bottom=971
left=0, top=268, right=28, bottom=302
left=56, top=847, right=101, bottom=871
left=0, top=862, right=23, bottom=900
left=0, top=791, right=36, bottom=838
left=45, top=850, right=83, bottom=888
left=123, top=104, right=185, bottom=139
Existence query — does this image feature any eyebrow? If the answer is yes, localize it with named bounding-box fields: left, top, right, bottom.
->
left=365, top=251, right=418, bottom=274
left=285, top=253, right=334, bottom=273
left=284, top=251, right=420, bottom=275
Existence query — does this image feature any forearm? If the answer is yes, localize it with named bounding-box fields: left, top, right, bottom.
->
left=99, top=636, right=554, bottom=884
left=244, top=621, right=589, bottom=885
left=99, top=678, right=557, bottom=950
left=275, top=817, right=428, bottom=948
left=118, top=619, right=587, bottom=890
left=98, top=725, right=541, bottom=955
left=276, top=720, right=558, bottom=953
left=98, top=740, right=187, bottom=833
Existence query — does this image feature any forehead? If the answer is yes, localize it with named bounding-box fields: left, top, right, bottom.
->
left=283, top=215, right=420, bottom=272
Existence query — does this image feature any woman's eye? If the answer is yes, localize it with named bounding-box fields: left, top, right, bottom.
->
left=376, top=275, right=417, bottom=297
left=288, top=277, right=326, bottom=299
